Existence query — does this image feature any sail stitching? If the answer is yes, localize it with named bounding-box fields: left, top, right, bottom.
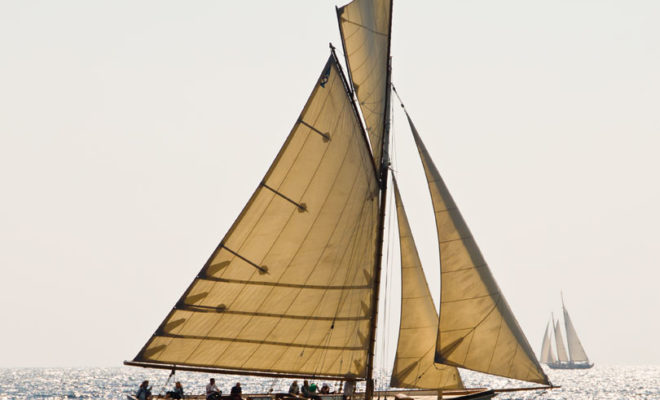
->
left=176, top=304, right=370, bottom=321
left=440, top=263, right=488, bottom=274
left=197, top=276, right=370, bottom=290
left=486, top=313, right=505, bottom=371
left=160, top=333, right=364, bottom=351
left=340, top=17, right=388, bottom=37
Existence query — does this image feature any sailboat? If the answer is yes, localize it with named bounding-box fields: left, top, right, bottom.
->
left=539, top=298, right=593, bottom=369
left=125, top=1, right=554, bottom=399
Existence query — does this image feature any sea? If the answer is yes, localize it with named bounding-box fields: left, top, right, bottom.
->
left=0, top=366, right=658, bottom=400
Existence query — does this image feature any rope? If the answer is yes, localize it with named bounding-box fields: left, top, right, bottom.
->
left=158, top=369, right=175, bottom=396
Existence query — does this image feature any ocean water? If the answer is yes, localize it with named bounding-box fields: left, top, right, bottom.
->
left=0, top=366, right=658, bottom=400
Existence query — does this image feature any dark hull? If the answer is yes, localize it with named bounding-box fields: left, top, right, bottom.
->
left=546, top=362, right=594, bottom=370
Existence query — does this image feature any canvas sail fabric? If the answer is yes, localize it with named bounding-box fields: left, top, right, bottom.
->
left=563, top=307, right=589, bottom=362
left=132, top=56, right=380, bottom=379
left=338, top=0, right=392, bottom=166
left=405, top=113, right=549, bottom=385
left=390, top=179, right=464, bottom=390
left=554, top=320, right=569, bottom=362
left=540, top=322, right=556, bottom=364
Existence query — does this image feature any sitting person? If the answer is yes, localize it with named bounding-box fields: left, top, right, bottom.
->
left=230, top=382, right=242, bottom=400
left=320, top=383, right=330, bottom=394
left=301, top=380, right=321, bottom=400
left=165, top=381, right=184, bottom=399
left=206, top=378, right=222, bottom=400
left=136, top=380, right=152, bottom=400
left=288, top=380, right=300, bottom=396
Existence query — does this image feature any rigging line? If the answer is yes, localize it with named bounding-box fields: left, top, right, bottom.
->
left=391, top=84, right=405, bottom=110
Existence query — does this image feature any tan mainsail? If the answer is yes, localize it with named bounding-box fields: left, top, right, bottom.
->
left=554, top=319, right=569, bottom=363
left=404, top=112, right=549, bottom=385
left=540, top=321, right=556, bottom=364
left=130, top=56, right=380, bottom=379
left=337, top=0, right=392, bottom=166
left=390, top=179, right=464, bottom=390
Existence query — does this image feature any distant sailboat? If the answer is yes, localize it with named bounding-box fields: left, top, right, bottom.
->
left=540, top=298, right=593, bottom=369
left=124, top=1, right=556, bottom=398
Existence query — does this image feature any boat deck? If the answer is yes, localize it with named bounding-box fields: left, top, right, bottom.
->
left=134, top=390, right=495, bottom=400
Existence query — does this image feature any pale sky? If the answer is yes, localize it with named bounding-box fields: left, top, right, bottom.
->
left=1, top=0, right=658, bottom=369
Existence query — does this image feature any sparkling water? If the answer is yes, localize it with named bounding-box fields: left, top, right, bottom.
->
left=0, top=365, right=658, bottom=400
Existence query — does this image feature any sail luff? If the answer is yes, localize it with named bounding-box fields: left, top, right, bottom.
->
left=130, top=56, right=381, bottom=379
left=390, top=178, right=464, bottom=390
left=562, top=305, right=590, bottom=362
left=337, top=0, right=392, bottom=167
left=403, top=111, right=549, bottom=385
left=330, top=45, right=380, bottom=182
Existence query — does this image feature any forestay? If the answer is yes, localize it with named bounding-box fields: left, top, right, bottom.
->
left=405, top=113, right=549, bottom=385
left=130, top=56, right=380, bottom=379
left=390, top=179, right=463, bottom=390
left=337, top=0, right=392, bottom=166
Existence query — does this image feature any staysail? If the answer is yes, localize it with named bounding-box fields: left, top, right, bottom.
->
left=539, top=321, right=556, bottom=364
left=128, top=56, right=380, bottom=379
left=390, top=179, right=464, bottom=390
left=337, top=0, right=392, bottom=166
left=404, top=112, right=549, bottom=385
left=553, top=319, right=569, bottom=363
left=563, top=305, right=589, bottom=362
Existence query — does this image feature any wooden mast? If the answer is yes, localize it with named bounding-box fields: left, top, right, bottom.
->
left=364, top=1, right=394, bottom=399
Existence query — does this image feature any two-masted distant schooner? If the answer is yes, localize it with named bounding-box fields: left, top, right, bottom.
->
left=540, top=297, right=593, bottom=370
left=125, top=1, right=555, bottom=399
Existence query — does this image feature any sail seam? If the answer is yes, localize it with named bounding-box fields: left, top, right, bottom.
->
left=158, top=333, right=365, bottom=351
left=440, top=293, right=497, bottom=304
left=175, top=304, right=370, bottom=321
left=339, top=17, right=388, bottom=37
left=197, top=276, right=371, bottom=290
left=441, top=263, right=487, bottom=274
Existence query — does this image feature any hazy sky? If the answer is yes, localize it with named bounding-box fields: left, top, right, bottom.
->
left=1, top=0, right=658, bottom=369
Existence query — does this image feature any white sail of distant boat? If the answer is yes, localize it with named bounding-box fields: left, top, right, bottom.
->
left=541, top=298, right=593, bottom=369
left=539, top=322, right=556, bottom=364
left=554, top=318, right=569, bottom=363
left=125, top=1, right=556, bottom=398
left=563, top=301, right=590, bottom=363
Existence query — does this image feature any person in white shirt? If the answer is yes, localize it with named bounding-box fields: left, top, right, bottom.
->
left=206, top=378, right=222, bottom=400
